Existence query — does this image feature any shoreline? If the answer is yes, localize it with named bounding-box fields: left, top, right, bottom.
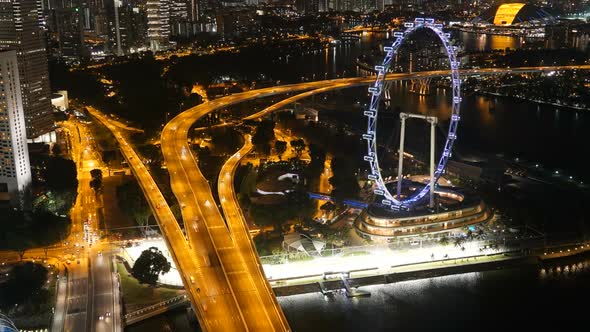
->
left=477, top=90, right=589, bottom=111
left=273, top=243, right=590, bottom=297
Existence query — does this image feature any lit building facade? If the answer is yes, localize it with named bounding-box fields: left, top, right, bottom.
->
left=0, top=0, right=55, bottom=140
left=147, top=0, right=170, bottom=51
left=354, top=187, right=492, bottom=242
left=0, top=51, right=33, bottom=208
left=56, top=7, right=86, bottom=63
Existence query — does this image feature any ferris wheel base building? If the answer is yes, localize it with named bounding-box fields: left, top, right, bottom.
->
left=354, top=184, right=492, bottom=242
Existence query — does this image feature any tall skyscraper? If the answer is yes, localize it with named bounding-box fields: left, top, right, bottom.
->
left=0, top=0, right=55, bottom=140
left=147, top=0, right=170, bottom=51
left=107, top=2, right=147, bottom=53
left=0, top=51, right=33, bottom=209
left=56, top=7, right=86, bottom=63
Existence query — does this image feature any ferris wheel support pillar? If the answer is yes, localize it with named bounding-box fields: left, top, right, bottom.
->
left=396, top=113, right=408, bottom=199
left=428, top=117, right=438, bottom=208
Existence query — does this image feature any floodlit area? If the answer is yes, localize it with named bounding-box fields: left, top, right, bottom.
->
left=263, top=240, right=504, bottom=281
left=123, top=239, right=183, bottom=287
left=122, top=237, right=508, bottom=287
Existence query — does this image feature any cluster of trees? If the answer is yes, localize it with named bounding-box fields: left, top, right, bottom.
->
left=32, top=156, right=78, bottom=216
left=438, top=228, right=486, bottom=250
left=274, top=140, right=287, bottom=159
left=0, top=155, right=76, bottom=250
left=329, top=157, right=361, bottom=200
left=0, top=262, right=49, bottom=312
left=248, top=191, right=314, bottom=231
left=116, top=180, right=152, bottom=235
left=101, top=150, right=118, bottom=169
left=308, top=143, right=326, bottom=176
left=131, top=247, right=171, bottom=285
left=0, top=210, right=71, bottom=250
left=253, top=233, right=283, bottom=256
left=90, top=169, right=103, bottom=193
left=273, top=139, right=307, bottom=160
left=290, top=139, right=305, bottom=157
left=252, top=120, right=275, bottom=155
left=210, top=128, right=243, bottom=156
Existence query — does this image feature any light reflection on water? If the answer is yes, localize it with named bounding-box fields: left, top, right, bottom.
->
left=130, top=259, right=590, bottom=332
left=457, top=31, right=524, bottom=52
left=279, top=257, right=590, bottom=331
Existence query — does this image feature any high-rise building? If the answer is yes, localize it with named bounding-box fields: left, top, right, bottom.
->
left=170, top=0, right=200, bottom=38
left=0, top=51, right=33, bottom=209
left=296, top=0, right=319, bottom=14
left=147, top=0, right=170, bottom=51
left=56, top=7, right=86, bottom=63
left=0, top=0, right=55, bottom=140
left=188, top=0, right=200, bottom=21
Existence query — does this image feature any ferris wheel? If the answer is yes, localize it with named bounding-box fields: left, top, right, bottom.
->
left=363, top=18, right=462, bottom=210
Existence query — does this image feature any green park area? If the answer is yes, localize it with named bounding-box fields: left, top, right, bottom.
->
left=116, top=262, right=184, bottom=313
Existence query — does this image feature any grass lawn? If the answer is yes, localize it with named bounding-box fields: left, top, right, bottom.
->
left=116, top=262, right=184, bottom=313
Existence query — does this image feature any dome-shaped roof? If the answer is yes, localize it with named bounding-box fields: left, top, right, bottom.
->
left=0, top=314, right=18, bottom=332
left=473, top=3, right=555, bottom=26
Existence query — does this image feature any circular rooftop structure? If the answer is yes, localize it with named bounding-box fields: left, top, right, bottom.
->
left=0, top=313, right=18, bottom=332
left=473, top=3, right=556, bottom=26
left=354, top=182, right=492, bottom=243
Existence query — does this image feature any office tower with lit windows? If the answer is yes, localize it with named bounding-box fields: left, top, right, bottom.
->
left=0, top=0, right=55, bottom=140
left=147, top=0, right=170, bottom=51
left=56, top=7, right=86, bottom=63
left=0, top=51, right=33, bottom=209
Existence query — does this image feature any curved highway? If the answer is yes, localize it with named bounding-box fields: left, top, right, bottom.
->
left=88, top=108, right=247, bottom=332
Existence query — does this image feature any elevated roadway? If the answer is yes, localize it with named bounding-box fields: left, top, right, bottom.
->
left=88, top=107, right=247, bottom=332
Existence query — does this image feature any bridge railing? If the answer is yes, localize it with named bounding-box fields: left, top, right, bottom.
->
left=123, top=294, right=189, bottom=320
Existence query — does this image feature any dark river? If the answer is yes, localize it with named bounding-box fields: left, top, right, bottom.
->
left=127, top=32, right=590, bottom=331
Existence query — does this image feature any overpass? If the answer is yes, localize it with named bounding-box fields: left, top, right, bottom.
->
left=88, top=108, right=248, bottom=332
left=123, top=295, right=190, bottom=326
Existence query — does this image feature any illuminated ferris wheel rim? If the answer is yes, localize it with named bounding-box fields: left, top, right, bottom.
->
left=364, top=18, right=462, bottom=209
left=0, top=313, right=18, bottom=332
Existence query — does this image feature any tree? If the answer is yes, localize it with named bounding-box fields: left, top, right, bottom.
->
left=51, top=143, right=62, bottom=156
left=454, top=237, right=466, bottom=248
left=252, top=120, right=275, bottom=153
left=439, top=235, right=450, bottom=246
left=116, top=180, right=152, bottom=235
left=308, top=143, right=326, bottom=174
left=42, top=156, right=77, bottom=191
left=131, top=247, right=171, bottom=285
left=90, top=168, right=103, bottom=181
left=290, top=139, right=305, bottom=157
left=476, top=229, right=484, bottom=239
left=0, top=262, right=49, bottom=310
left=329, top=157, right=360, bottom=200
left=274, top=140, right=287, bottom=160
left=102, top=150, right=117, bottom=168
left=90, top=169, right=103, bottom=193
